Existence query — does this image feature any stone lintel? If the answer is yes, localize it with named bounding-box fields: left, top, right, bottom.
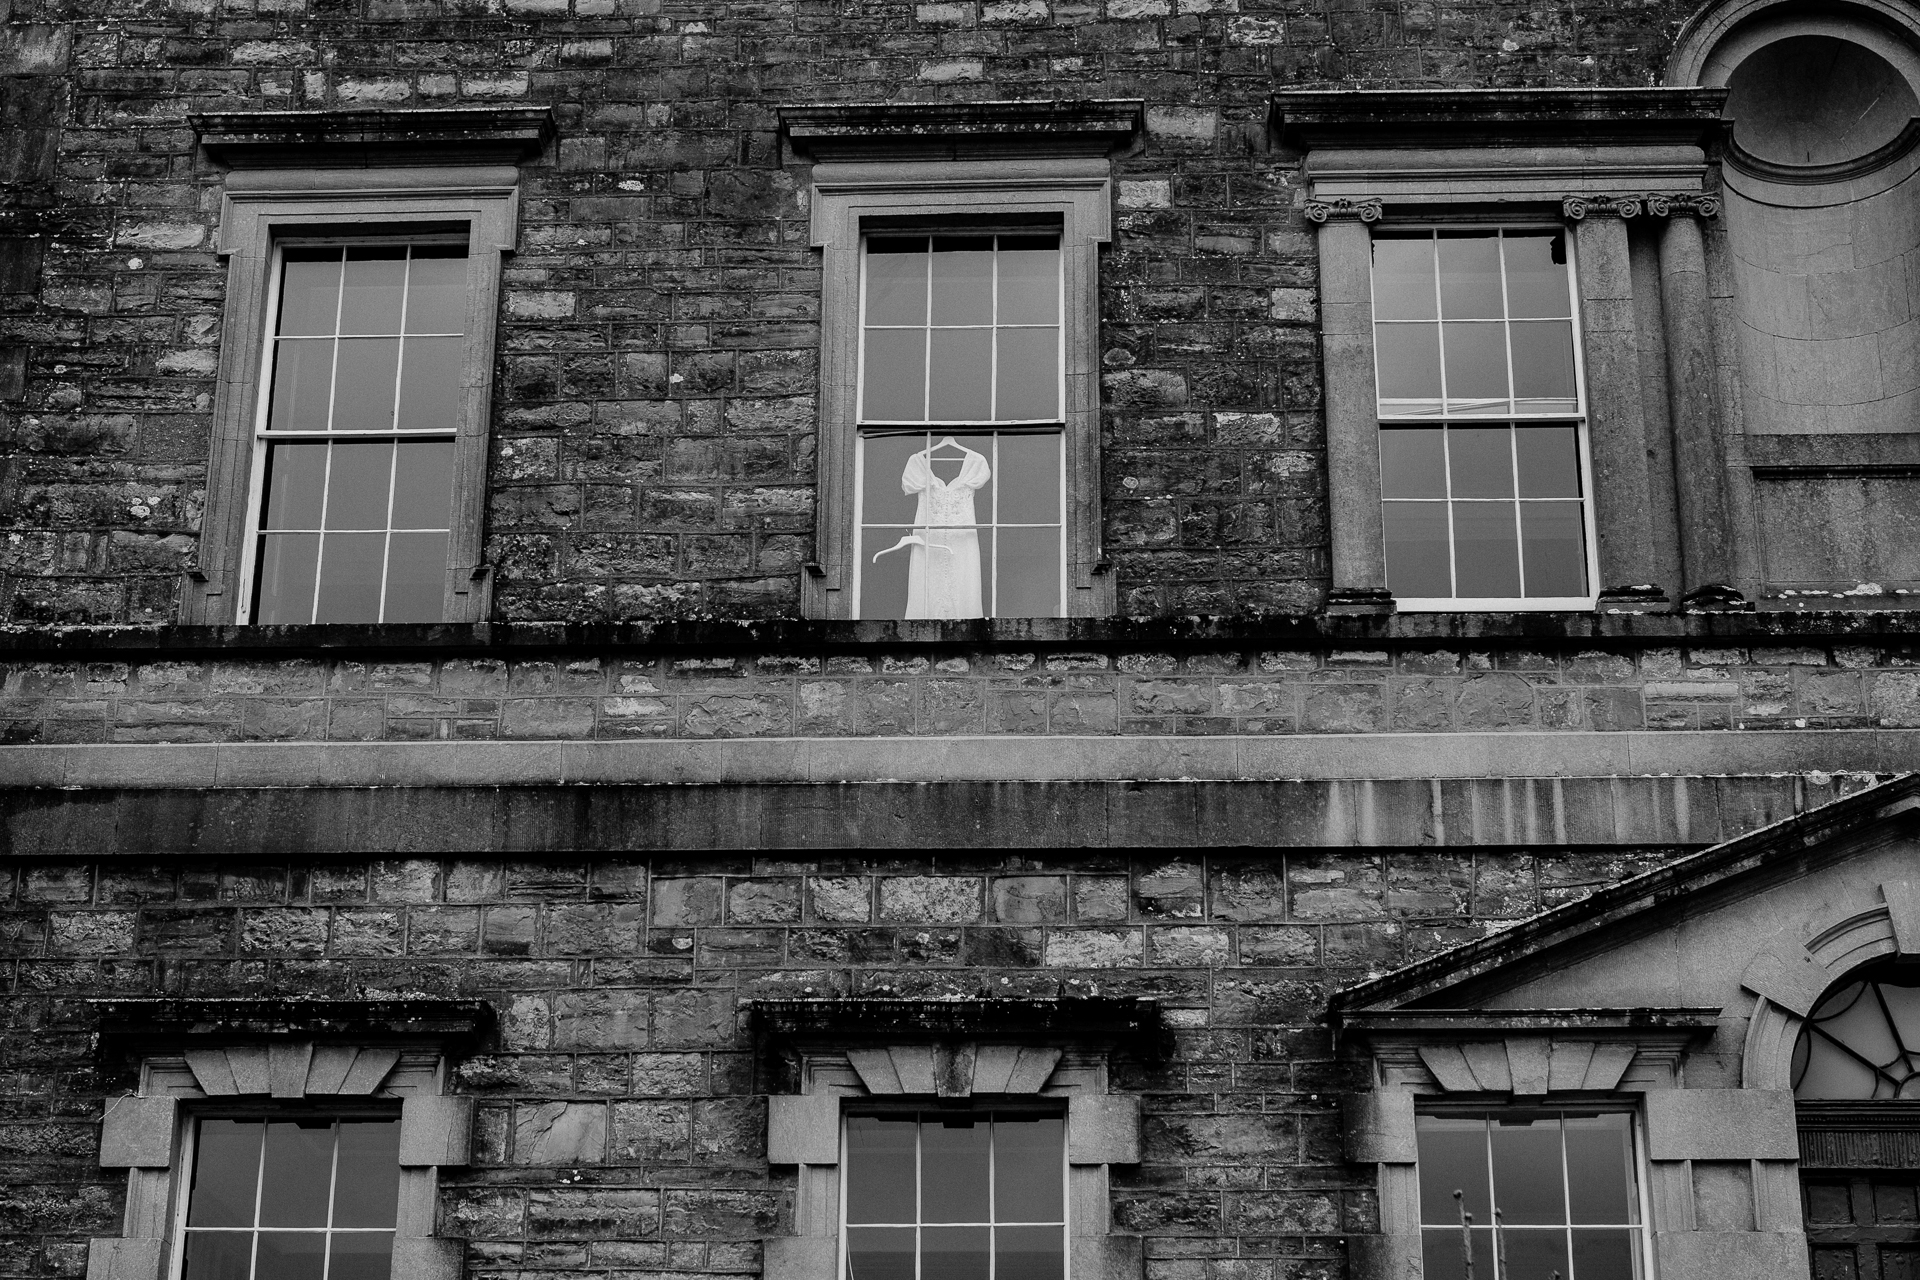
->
left=778, top=99, right=1144, bottom=162
left=1272, top=87, right=1727, bottom=150
left=90, top=998, right=492, bottom=1061
left=190, top=106, right=556, bottom=167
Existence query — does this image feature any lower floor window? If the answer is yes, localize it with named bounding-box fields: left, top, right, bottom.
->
left=1381, top=422, right=1594, bottom=606
left=1416, top=1109, right=1644, bottom=1280
left=178, top=1115, right=400, bottom=1280
left=843, top=1110, right=1066, bottom=1280
left=856, top=430, right=1065, bottom=620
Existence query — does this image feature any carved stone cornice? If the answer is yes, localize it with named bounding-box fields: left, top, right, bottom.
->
left=1562, top=191, right=1722, bottom=220
left=1304, top=197, right=1383, bottom=224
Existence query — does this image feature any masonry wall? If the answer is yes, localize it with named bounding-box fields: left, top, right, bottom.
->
left=0, top=846, right=1693, bottom=1278
left=0, top=0, right=1705, bottom=625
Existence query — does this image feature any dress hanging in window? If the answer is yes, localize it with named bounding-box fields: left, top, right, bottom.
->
left=877, top=441, right=990, bottom=619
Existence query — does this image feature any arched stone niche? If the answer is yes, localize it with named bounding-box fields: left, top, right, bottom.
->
left=1671, top=0, right=1920, bottom=600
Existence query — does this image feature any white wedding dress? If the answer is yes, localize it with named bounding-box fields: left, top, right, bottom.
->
left=898, top=444, right=990, bottom=619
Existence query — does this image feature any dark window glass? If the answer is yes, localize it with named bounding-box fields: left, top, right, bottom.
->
left=1794, top=964, right=1920, bottom=1099
left=181, top=1116, right=398, bottom=1280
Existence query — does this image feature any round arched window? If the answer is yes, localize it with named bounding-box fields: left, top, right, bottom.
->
left=1792, top=964, right=1920, bottom=1099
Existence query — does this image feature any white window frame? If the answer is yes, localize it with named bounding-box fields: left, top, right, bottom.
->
left=186, top=168, right=518, bottom=625
left=1369, top=223, right=1602, bottom=613
left=802, top=160, right=1113, bottom=620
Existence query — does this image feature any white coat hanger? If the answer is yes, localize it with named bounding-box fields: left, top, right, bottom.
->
left=927, top=435, right=968, bottom=455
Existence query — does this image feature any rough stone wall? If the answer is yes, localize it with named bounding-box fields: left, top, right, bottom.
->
left=4, top=636, right=1919, bottom=743
left=0, top=0, right=1703, bottom=625
left=0, top=845, right=1682, bottom=1277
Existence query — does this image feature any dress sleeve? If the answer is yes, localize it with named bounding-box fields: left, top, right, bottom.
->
left=956, top=447, right=991, bottom=490
left=901, top=451, right=930, bottom=495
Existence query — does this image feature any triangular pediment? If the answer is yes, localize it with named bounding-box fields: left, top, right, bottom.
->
left=1333, top=773, right=1920, bottom=1026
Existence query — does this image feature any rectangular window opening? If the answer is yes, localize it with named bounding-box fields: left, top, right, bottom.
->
left=1415, top=1108, right=1648, bottom=1280
left=854, top=233, right=1066, bottom=620
left=1371, top=228, right=1597, bottom=610
left=843, top=1110, right=1068, bottom=1280
left=176, top=1113, right=401, bottom=1280
left=240, top=239, right=469, bottom=625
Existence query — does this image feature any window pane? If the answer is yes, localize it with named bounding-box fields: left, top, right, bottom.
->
left=258, top=1120, right=334, bottom=1228
left=404, top=246, right=467, bottom=335
left=866, top=238, right=930, bottom=327
left=996, top=1225, right=1063, bottom=1280
left=1515, top=426, right=1581, bottom=498
left=1521, top=501, right=1588, bottom=597
left=1798, top=1033, right=1880, bottom=1099
left=995, top=327, right=1058, bottom=420
left=847, top=1226, right=916, bottom=1280
left=1383, top=502, right=1451, bottom=599
left=922, top=1226, right=990, bottom=1280
left=254, top=1231, right=327, bottom=1280
left=1379, top=427, right=1446, bottom=499
left=278, top=249, right=342, bottom=337
left=1452, top=503, right=1522, bottom=597
left=181, top=1231, right=255, bottom=1280
left=332, top=338, right=402, bottom=431
left=1501, top=1227, right=1570, bottom=1279
left=997, top=238, right=1059, bottom=325
left=1511, top=320, right=1577, bottom=411
left=1417, top=1117, right=1489, bottom=1224
left=993, top=1116, right=1064, bottom=1222
left=1503, top=233, right=1571, bottom=319
left=1564, top=1114, right=1634, bottom=1225
left=860, top=526, right=915, bottom=620
left=1437, top=233, right=1503, bottom=319
left=995, top=433, right=1061, bottom=525
left=396, top=336, right=463, bottom=433
left=316, top=533, right=386, bottom=623
left=1372, top=234, right=1437, bottom=322
left=927, top=328, right=993, bottom=420
left=262, top=443, right=328, bottom=530
left=268, top=339, right=335, bottom=432
left=996, top=526, right=1061, bottom=618
left=1490, top=1117, right=1567, bottom=1225
left=1441, top=322, right=1508, bottom=407
left=189, top=1120, right=263, bottom=1227
left=325, top=442, right=396, bottom=531
left=846, top=1116, right=917, bottom=1225
left=328, top=1232, right=395, bottom=1280
left=1374, top=325, right=1442, bottom=404
left=930, top=236, right=993, bottom=326
left=1571, top=1228, right=1639, bottom=1280
left=384, top=533, right=449, bottom=623
left=254, top=533, right=321, bottom=625
left=862, top=433, right=927, bottom=527
left=1420, top=1227, right=1495, bottom=1280
left=863, top=328, right=926, bottom=421
left=1447, top=427, right=1514, bottom=499
left=339, top=246, right=407, bottom=336
left=392, top=441, right=455, bottom=530
left=333, top=1118, right=401, bottom=1228
left=922, top=1118, right=991, bottom=1222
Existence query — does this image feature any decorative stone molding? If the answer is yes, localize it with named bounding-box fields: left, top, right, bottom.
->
left=1562, top=191, right=1721, bottom=219
left=779, top=98, right=1144, bottom=163
left=846, top=1043, right=1062, bottom=1095
left=1303, top=197, right=1382, bottom=223
left=190, top=106, right=556, bottom=167
left=85, top=999, right=489, bottom=1280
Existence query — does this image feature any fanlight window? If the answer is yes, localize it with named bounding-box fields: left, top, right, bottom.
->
left=1793, top=965, right=1920, bottom=1099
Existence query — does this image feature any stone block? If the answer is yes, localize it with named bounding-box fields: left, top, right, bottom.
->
left=513, top=1101, right=608, bottom=1165
left=768, top=1092, right=838, bottom=1165
left=86, top=1238, right=162, bottom=1280
left=98, top=1096, right=174, bottom=1167
left=400, top=1095, right=475, bottom=1167
left=1068, top=1094, right=1140, bottom=1164
left=1644, top=1090, right=1797, bottom=1161
left=389, top=1238, right=461, bottom=1280
left=1342, top=1090, right=1414, bottom=1163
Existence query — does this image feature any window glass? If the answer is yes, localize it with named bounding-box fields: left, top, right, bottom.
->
left=844, top=1112, right=1065, bottom=1280
left=1416, top=1111, right=1642, bottom=1280
left=180, top=1116, right=399, bottom=1280
left=1372, top=229, right=1592, bottom=607
left=250, top=243, right=466, bottom=624
left=1793, top=964, right=1920, bottom=1099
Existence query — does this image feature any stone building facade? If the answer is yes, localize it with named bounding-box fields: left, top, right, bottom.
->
left=3, top=0, right=1920, bottom=1279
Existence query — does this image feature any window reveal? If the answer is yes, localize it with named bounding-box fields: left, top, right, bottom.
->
left=1415, top=1111, right=1643, bottom=1280
left=177, top=1116, right=400, bottom=1280
left=243, top=243, right=466, bottom=625
left=855, top=236, right=1065, bottom=620
left=1371, top=230, right=1596, bottom=607
left=843, top=1112, right=1066, bottom=1280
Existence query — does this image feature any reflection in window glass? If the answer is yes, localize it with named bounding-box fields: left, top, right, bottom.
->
left=1416, top=1111, right=1642, bottom=1280
left=249, top=243, right=466, bottom=624
left=180, top=1116, right=399, bottom=1280
left=1371, top=228, right=1591, bottom=605
left=845, top=1113, right=1064, bottom=1280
